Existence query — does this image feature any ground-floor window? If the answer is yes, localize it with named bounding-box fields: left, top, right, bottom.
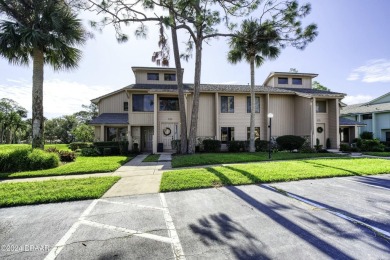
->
left=386, top=131, right=390, bottom=142
left=106, top=127, right=127, bottom=141
left=221, top=127, right=234, bottom=143
left=247, top=127, right=260, bottom=140
left=340, top=128, right=349, bottom=142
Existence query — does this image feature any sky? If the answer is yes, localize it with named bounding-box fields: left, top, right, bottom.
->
left=1, top=0, right=389, bottom=118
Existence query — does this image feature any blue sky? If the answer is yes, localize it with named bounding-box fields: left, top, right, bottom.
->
left=1, top=0, right=389, bottom=118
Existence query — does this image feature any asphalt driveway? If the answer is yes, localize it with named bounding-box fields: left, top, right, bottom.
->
left=1, top=174, right=389, bottom=259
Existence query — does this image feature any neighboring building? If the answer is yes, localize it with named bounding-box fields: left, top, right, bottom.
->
left=341, top=92, right=390, bottom=142
left=90, top=67, right=346, bottom=153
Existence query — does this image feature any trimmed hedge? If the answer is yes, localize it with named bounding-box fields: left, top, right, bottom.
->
left=276, top=135, right=305, bottom=151
left=69, top=142, right=92, bottom=151
left=45, top=147, right=76, bottom=162
left=0, top=148, right=59, bottom=172
left=227, top=141, right=248, bottom=152
left=203, top=140, right=221, bottom=153
left=255, top=140, right=269, bottom=152
left=93, top=141, right=129, bottom=156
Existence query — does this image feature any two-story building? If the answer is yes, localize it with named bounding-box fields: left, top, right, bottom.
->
left=90, top=67, right=346, bottom=153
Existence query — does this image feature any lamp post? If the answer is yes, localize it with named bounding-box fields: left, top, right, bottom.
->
left=267, top=113, right=274, bottom=160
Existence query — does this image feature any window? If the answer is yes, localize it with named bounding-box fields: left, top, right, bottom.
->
left=164, top=73, right=176, bottom=81
left=123, top=102, right=128, bottom=111
left=247, top=127, right=260, bottom=140
left=278, top=77, right=288, bottom=84
left=316, top=101, right=327, bottom=113
left=221, top=127, right=234, bottom=143
left=341, top=128, right=349, bottom=143
left=147, top=73, right=159, bottom=80
left=247, top=96, right=260, bottom=113
left=160, top=97, right=179, bottom=111
left=132, top=94, right=154, bottom=112
left=292, top=78, right=302, bottom=85
left=386, top=132, right=390, bottom=142
left=106, top=127, right=127, bottom=141
left=221, top=96, right=234, bottom=113
left=362, top=114, right=372, bottom=120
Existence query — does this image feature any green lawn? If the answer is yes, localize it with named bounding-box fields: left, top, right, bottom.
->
left=364, top=152, right=390, bottom=157
left=143, top=154, right=160, bottom=162
left=171, top=152, right=345, bottom=168
left=0, top=177, right=120, bottom=207
left=0, top=156, right=132, bottom=179
left=160, top=158, right=390, bottom=192
left=0, top=144, right=70, bottom=151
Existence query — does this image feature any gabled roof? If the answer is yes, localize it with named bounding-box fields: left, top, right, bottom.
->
left=280, top=88, right=345, bottom=97
left=89, top=113, right=128, bottom=125
left=365, top=92, right=390, bottom=105
left=341, top=102, right=390, bottom=115
left=339, top=117, right=366, bottom=126
left=91, top=88, right=128, bottom=104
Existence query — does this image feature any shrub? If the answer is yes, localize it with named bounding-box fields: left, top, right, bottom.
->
left=227, top=141, right=248, bottom=152
left=314, top=138, right=323, bottom=151
left=58, top=151, right=76, bottom=162
left=299, top=146, right=316, bottom=153
left=339, top=144, right=350, bottom=152
left=80, top=147, right=99, bottom=156
left=132, top=143, right=139, bottom=154
left=69, top=142, right=91, bottom=151
left=45, top=147, right=59, bottom=154
left=255, top=140, right=269, bottom=152
left=276, top=135, right=306, bottom=151
left=360, top=131, right=373, bottom=140
left=203, top=140, right=221, bottom=153
left=28, top=149, right=60, bottom=170
left=94, top=141, right=128, bottom=155
left=103, top=147, right=112, bottom=156
left=326, top=138, right=331, bottom=149
left=360, top=139, right=385, bottom=152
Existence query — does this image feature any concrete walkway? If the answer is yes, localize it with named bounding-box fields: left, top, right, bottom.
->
left=103, top=153, right=171, bottom=197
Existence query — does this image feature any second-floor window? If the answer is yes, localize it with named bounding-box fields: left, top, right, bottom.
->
left=247, top=96, right=260, bottom=113
left=147, top=73, right=159, bottom=80
left=160, top=97, right=179, bottom=111
left=164, top=73, right=176, bottom=81
left=316, top=101, right=327, bottom=113
left=362, top=114, right=372, bottom=120
left=132, top=94, right=154, bottom=112
left=292, top=78, right=302, bottom=85
left=221, top=96, right=234, bottom=113
left=123, top=102, right=128, bottom=111
left=278, top=77, right=288, bottom=84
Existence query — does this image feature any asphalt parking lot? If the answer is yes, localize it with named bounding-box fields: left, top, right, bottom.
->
left=1, top=174, right=389, bottom=259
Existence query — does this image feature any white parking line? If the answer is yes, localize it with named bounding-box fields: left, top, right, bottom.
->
left=44, top=199, right=99, bottom=260
left=99, top=198, right=165, bottom=210
left=160, top=193, right=186, bottom=260
left=262, top=184, right=390, bottom=239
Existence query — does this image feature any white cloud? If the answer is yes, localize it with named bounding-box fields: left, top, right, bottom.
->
left=343, top=95, right=373, bottom=105
left=0, top=79, right=114, bottom=118
left=347, top=59, right=390, bottom=83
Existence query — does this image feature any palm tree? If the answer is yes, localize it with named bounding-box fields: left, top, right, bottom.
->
left=0, top=0, right=86, bottom=148
left=228, top=19, right=280, bottom=152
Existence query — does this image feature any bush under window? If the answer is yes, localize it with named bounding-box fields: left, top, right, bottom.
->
left=276, top=135, right=306, bottom=151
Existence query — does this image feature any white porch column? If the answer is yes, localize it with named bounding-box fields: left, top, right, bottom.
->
left=372, top=113, right=377, bottom=138
left=312, top=97, right=317, bottom=147
left=215, top=92, right=219, bottom=140
left=128, top=124, right=132, bottom=151
left=153, top=94, right=158, bottom=153
left=335, top=98, right=340, bottom=149
left=100, top=125, right=105, bottom=141
left=357, top=114, right=362, bottom=136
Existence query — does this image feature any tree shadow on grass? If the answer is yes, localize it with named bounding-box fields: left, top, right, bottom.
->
left=189, top=213, right=271, bottom=259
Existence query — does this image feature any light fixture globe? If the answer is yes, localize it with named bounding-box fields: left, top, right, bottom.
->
left=267, top=113, right=274, bottom=118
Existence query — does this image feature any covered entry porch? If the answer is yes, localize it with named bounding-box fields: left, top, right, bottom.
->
left=339, top=118, right=366, bottom=144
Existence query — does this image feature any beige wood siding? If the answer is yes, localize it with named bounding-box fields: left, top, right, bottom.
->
left=94, top=126, right=101, bottom=141
left=294, top=96, right=312, bottom=135
left=130, top=113, right=154, bottom=125
left=269, top=95, right=295, bottom=136
left=273, top=77, right=312, bottom=89
left=219, top=94, right=264, bottom=141
left=186, top=93, right=216, bottom=138
left=328, top=99, right=339, bottom=149
left=99, top=91, right=128, bottom=114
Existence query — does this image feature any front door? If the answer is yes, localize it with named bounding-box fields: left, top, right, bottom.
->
left=316, top=123, right=325, bottom=145
left=141, top=127, right=153, bottom=152
left=161, top=123, right=178, bottom=150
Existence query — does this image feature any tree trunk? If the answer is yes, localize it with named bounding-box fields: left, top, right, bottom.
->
left=249, top=56, right=255, bottom=152
left=170, top=13, right=188, bottom=154
left=32, top=47, right=45, bottom=149
left=188, top=38, right=202, bottom=154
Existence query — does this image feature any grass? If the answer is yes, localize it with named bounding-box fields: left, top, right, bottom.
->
left=160, top=158, right=390, bottom=192
left=0, top=177, right=120, bottom=207
left=0, top=156, right=132, bottom=179
left=171, top=152, right=345, bottom=168
left=363, top=152, right=390, bottom=157
left=0, top=144, right=70, bottom=151
left=143, top=154, right=160, bottom=162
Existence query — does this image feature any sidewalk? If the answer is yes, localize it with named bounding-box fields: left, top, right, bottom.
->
left=103, top=153, right=172, bottom=197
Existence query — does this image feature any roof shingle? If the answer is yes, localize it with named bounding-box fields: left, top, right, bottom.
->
left=89, top=113, right=128, bottom=125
